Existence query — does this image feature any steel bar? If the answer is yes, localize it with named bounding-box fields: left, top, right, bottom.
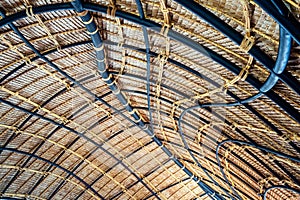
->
left=0, top=3, right=298, bottom=123
left=0, top=147, right=104, bottom=199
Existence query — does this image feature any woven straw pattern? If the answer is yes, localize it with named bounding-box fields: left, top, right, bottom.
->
left=0, top=0, right=300, bottom=199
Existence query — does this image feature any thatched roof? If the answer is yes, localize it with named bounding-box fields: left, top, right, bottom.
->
left=0, top=0, right=299, bottom=199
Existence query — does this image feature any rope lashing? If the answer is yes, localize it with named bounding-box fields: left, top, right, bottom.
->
left=107, top=0, right=118, bottom=18
left=159, top=0, right=172, bottom=36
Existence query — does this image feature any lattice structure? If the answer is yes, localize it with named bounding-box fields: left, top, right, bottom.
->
left=0, top=0, right=300, bottom=199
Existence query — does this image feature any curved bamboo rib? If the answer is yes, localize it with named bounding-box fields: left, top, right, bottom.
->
left=0, top=0, right=299, bottom=199
left=0, top=39, right=296, bottom=197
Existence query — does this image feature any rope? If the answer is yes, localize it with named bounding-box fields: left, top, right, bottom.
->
left=222, top=145, right=250, bottom=199
left=107, top=0, right=118, bottom=18
left=169, top=0, right=255, bottom=130
left=159, top=0, right=171, bottom=37
left=155, top=46, right=170, bottom=142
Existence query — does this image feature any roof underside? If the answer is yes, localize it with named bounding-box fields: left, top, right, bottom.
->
left=0, top=0, right=300, bottom=199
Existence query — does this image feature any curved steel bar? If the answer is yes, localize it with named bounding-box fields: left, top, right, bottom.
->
left=70, top=1, right=162, bottom=198
left=263, top=186, right=300, bottom=200
left=178, top=103, right=299, bottom=199
left=0, top=147, right=104, bottom=200
left=216, top=139, right=300, bottom=200
left=172, top=0, right=300, bottom=96
left=0, top=36, right=296, bottom=198
left=135, top=0, right=154, bottom=132
left=176, top=12, right=293, bottom=197
left=0, top=7, right=159, bottom=199
left=70, top=1, right=223, bottom=198
left=253, top=0, right=300, bottom=45
left=0, top=3, right=298, bottom=123
left=0, top=74, right=100, bottom=194
left=2, top=38, right=297, bottom=152
left=0, top=7, right=296, bottom=197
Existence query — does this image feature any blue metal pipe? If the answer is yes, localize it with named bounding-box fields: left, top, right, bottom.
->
left=0, top=8, right=159, bottom=198
left=1, top=6, right=298, bottom=197
left=172, top=0, right=300, bottom=96
left=253, top=0, right=300, bottom=45
left=0, top=37, right=296, bottom=197
left=135, top=0, right=154, bottom=132
left=70, top=1, right=224, bottom=198
left=0, top=147, right=104, bottom=199
left=175, top=5, right=293, bottom=195
left=216, top=139, right=300, bottom=199
left=171, top=22, right=292, bottom=199
left=0, top=3, right=299, bottom=123
left=0, top=97, right=156, bottom=198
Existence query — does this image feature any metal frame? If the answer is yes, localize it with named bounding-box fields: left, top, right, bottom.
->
left=173, top=0, right=300, bottom=95
left=0, top=3, right=299, bottom=123
left=1, top=37, right=298, bottom=198
left=0, top=147, right=104, bottom=199
left=0, top=1, right=299, bottom=199
left=216, top=139, right=300, bottom=199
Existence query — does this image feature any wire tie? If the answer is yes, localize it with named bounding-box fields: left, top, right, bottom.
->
left=102, top=74, right=112, bottom=81
left=128, top=108, right=136, bottom=115
left=94, top=44, right=104, bottom=51
left=77, top=10, right=88, bottom=17
left=106, top=80, right=116, bottom=86
left=26, top=5, right=34, bottom=17
left=96, top=58, right=106, bottom=63
left=240, top=35, right=255, bottom=52
left=141, top=124, right=148, bottom=130
left=160, top=23, right=171, bottom=37
left=56, top=45, right=62, bottom=53
left=134, top=117, right=142, bottom=123
left=112, top=87, right=120, bottom=95
left=107, top=5, right=117, bottom=18
left=87, top=28, right=98, bottom=35
left=83, top=15, right=94, bottom=25
left=122, top=99, right=129, bottom=107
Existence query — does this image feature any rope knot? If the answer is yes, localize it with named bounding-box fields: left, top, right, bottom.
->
left=25, top=5, right=34, bottom=17
left=240, top=35, right=255, bottom=52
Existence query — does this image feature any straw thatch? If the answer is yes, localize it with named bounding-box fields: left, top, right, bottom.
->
left=0, top=0, right=299, bottom=199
